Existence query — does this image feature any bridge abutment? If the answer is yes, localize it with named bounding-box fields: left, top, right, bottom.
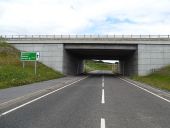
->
left=12, top=43, right=84, bottom=75
left=137, top=44, right=170, bottom=76
left=121, top=50, right=138, bottom=76
left=12, top=43, right=64, bottom=73
left=63, top=50, right=84, bottom=75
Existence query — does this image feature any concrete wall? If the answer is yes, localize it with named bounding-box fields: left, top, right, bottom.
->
left=120, top=44, right=170, bottom=76
left=12, top=44, right=84, bottom=75
left=138, top=44, right=170, bottom=76
left=63, top=50, right=83, bottom=75
left=12, top=44, right=64, bottom=73
left=124, top=51, right=138, bottom=76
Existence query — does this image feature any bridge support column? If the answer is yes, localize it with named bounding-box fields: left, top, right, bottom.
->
left=63, top=50, right=83, bottom=75
left=120, top=51, right=138, bottom=76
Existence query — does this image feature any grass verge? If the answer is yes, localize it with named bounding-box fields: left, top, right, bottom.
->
left=132, top=65, right=170, bottom=91
left=0, top=39, right=64, bottom=89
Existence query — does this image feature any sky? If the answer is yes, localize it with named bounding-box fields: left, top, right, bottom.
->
left=0, top=0, right=170, bottom=35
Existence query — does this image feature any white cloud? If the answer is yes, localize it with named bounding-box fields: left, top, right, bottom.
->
left=0, top=0, right=170, bottom=34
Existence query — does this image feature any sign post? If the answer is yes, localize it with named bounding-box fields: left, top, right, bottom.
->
left=23, top=61, right=25, bottom=68
left=35, top=61, right=37, bottom=75
left=20, top=52, right=40, bottom=75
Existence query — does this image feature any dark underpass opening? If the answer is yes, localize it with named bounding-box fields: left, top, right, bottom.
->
left=63, top=44, right=137, bottom=76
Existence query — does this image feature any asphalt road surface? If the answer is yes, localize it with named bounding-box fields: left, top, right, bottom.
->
left=0, top=74, right=170, bottom=128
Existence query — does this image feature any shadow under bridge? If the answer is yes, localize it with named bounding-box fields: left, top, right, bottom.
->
left=63, top=44, right=137, bottom=76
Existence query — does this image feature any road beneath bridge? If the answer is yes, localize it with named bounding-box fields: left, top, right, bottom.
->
left=0, top=72, right=169, bottom=128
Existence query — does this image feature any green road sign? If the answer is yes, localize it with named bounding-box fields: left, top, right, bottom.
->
left=20, top=52, right=40, bottom=61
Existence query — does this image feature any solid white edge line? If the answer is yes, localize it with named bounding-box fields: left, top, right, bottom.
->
left=0, top=76, right=88, bottom=117
left=101, top=118, right=105, bottom=128
left=119, top=77, right=170, bottom=103
left=101, top=89, right=105, bottom=104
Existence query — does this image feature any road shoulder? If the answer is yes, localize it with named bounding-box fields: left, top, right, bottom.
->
left=120, top=77, right=170, bottom=102
left=0, top=75, right=88, bottom=109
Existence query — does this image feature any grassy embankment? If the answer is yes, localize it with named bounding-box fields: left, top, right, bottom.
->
left=132, top=66, right=170, bottom=91
left=0, top=39, right=63, bottom=89
left=84, top=60, right=112, bottom=72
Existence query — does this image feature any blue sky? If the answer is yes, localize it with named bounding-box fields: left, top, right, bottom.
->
left=0, top=0, right=170, bottom=35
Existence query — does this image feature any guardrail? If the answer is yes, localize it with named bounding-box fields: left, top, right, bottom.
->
left=1, top=35, right=170, bottom=40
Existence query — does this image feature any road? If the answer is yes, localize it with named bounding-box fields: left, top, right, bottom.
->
left=0, top=74, right=170, bottom=128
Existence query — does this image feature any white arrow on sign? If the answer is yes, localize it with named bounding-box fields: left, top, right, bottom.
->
left=36, top=52, right=40, bottom=60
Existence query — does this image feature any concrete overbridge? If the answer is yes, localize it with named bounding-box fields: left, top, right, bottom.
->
left=3, top=35, right=170, bottom=76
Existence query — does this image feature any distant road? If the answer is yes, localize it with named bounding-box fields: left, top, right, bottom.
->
left=0, top=74, right=170, bottom=128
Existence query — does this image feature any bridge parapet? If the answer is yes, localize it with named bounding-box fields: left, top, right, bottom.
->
left=1, top=35, right=170, bottom=41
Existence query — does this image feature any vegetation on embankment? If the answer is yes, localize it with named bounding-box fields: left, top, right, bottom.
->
left=0, top=39, right=64, bottom=89
left=84, top=60, right=112, bottom=72
left=132, top=65, right=170, bottom=91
